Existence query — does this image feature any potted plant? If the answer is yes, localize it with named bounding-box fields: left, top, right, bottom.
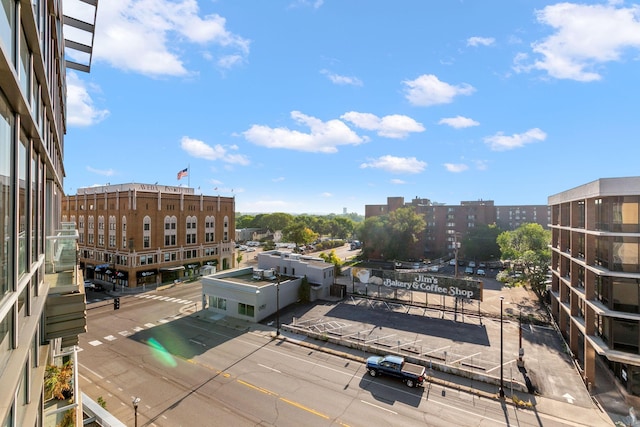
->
left=44, top=360, right=74, bottom=401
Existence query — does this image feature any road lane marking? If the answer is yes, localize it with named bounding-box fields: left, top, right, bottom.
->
left=258, top=363, right=281, bottom=373
left=280, top=397, right=330, bottom=419
left=88, top=340, right=102, bottom=346
left=79, top=363, right=104, bottom=380
left=360, top=400, right=397, bottom=414
left=237, top=379, right=277, bottom=396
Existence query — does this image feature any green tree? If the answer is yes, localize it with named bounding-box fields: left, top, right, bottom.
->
left=283, top=221, right=318, bottom=247
left=386, top=206, right=426, bottom=260
left=462, top=224, right=502, bottom=261
left=497, top=223, right=551, bottom=295
left=359, top=215, right=390, bottom=259
left=236, top=215, right=255, bottom=229
left=262, top=212, right=294, bottom=232
left=319, top=249, right=343, bottom=276
left=329, top=216, right=355, bottom=240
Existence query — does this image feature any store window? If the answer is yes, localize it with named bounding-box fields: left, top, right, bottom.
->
left=238, top=303, right=254, bottom=317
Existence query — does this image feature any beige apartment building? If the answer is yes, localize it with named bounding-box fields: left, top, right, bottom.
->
left=549, top=177, right=640, bottom=396
left=62, top=184, right=236, bottom=288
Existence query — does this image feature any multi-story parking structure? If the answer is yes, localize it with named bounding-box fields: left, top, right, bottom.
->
left=1, top=0, right=98, bottom=425
left=62, top=183, right=236, bottom=288
left=549, top=177, right=640, bottom=396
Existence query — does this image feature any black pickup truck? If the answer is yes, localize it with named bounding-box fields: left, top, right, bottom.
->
left=365, top=355, right=425, bottom=388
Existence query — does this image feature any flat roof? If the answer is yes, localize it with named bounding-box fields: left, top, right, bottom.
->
left=220, top=271, right=281, bottom=288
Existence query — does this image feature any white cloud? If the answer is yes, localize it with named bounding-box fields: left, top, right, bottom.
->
left=360, top=155, right=426, bottom=174
left=243, top=111, right=366, bottom=153
left=341, top=112, right=425, bottom=138
left=474, top=160, right=489, bottom=171
left=467, top=36, right=495, bottom=47
left=438, top=116, right=479, bottom=129
left=320, top=69, right=363, bottom=86
left=289, top=0, right=324, bottom=9
left=483, top=128, right=547, bottom=151
left=66, top=72, right=110, bottom=127
left=403, top=74, right=475, bottom=106
left=272, top=177, right=285, bottom=182
left=390, top=179, right=406, bottom=184
left=320, top=192, right=332, bottom=197
left=522, top=3, right=640, bottom=81
left=180, top=136, right=250, bottom=165
left=86, top=166, right=115, bottom=176
left=94, top=0, right=250, bottom=77
left=444, top=163, right=469, bottom=173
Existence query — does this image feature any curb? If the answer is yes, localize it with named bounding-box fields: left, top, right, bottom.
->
left=273, top=333, right=531, bottom=408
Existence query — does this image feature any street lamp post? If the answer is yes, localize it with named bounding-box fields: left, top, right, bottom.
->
left=132, top=397, right=140, bottom=427
left=276, top=273, right=280, bottom=336
left=499, top=296, right=505, bottom=398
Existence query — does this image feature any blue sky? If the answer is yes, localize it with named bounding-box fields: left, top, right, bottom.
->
left=62, top=0, right=640, bottom=215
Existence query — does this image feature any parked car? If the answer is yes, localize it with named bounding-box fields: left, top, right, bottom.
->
left=449, top=259, right=456, bottom=266
left=464, top=266, right=474, bottom=275
left=468, top=261, right=476, bottom=268
left=476, top=269, right=486, bottom=276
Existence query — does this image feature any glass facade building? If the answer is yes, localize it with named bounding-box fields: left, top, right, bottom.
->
left=1, top=0, right=97, bottom=425
left=549, top=177, right=640, bottom=396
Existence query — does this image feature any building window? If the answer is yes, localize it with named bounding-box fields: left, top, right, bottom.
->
left=186, top=216, right=196, bottom=245
left=164, top=215, right=177, bottom=247
left=238, top=303, right=254, bottom=317
left=0, top=91, right=12, bottom=296
left=0, top=307, right=13, bottom=374
left=143, top=216, right=151, bottom=248
left=205, top=215, right=215, bottom=243
left=211, top=296, right=226, bottom=310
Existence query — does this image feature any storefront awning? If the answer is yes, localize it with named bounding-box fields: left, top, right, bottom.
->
left=160, top=266, right=185, bottom=272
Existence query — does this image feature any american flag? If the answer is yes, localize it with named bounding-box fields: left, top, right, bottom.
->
left=177, top=168, right=188, bottom=180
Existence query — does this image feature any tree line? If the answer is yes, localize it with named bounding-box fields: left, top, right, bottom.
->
left=237, top=208, right=551, bottom=298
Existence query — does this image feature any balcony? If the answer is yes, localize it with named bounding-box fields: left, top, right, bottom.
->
left=45, top=223, right=87, bottom=348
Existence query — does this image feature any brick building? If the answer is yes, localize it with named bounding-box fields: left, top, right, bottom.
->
left=62, top=183, right=236, bottom=288
left=365, top=197, right=549, bottom=259
left=548, top=177, right=640, bottom=396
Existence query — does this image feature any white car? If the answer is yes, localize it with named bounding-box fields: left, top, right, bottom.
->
left=449, top=259, right=456, bottom=266
left=476, top=269, right=486, bottom=276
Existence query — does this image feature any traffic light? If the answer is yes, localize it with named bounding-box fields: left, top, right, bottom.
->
left=113, top=297, right=120, bottom=310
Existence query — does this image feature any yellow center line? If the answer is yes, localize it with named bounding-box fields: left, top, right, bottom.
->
left=279, top=397, right=330, bottom=419
left=236, top=379, right=276, bottom=396
left=236, top=379, right=330, bottom=420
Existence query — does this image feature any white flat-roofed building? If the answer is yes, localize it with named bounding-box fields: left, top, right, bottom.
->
left=202, top=250, right=335, bottom=322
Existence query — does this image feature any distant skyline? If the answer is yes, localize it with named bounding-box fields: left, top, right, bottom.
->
left=63, top=0, right=640, bottom=215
